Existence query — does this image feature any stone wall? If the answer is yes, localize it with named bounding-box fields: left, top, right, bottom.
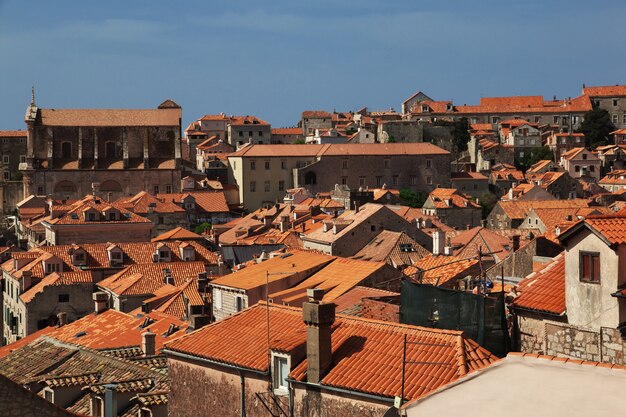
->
left=293, top=385, right=389, bottom=417
left=516, top=314, right=626, bottom=365
left=0, top=181, right=23, bottom=215
left=0, top=374, right=78, bottom=417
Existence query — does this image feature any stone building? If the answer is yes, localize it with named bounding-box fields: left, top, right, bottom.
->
left=300, top=110, right=333, bottom=136
left=450, top=171, right=489, bottom=198
left=511, top=216, right=626, bottom=364
left=20, top=96, right=183, bottom=200
left=164, top=297, right=495, bottom=417
left=486, top=199, right=589, bottom=230
left=421, top=188, right=481, bottom=230
left=560, top=147, right=602, bottom=182
left=228, top=143, right=451, bottom=211
left=377, top=120, right=424, bottom=143
left=583, top=85, right=626, bottom=129
left=0, top=130, right=28, bottom=214
left=271, top=127, right=304, bottom=144
left=468, top=137, right=515, bottom=173
left=115, top=191, right=189, bottom=237
left=499, top=119, right=541, bottom=163
left=545, top=132, right=585, bottom=161
left=404, top=93, right=591, bottom=132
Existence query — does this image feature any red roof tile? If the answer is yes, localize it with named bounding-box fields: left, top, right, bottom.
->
left=165, top=302, right=496, bottom=400
left=583, top=85, right=626, bottom=97
left=403, top=255, right=479, bottom=286
left=0, top=130, right=27, bottom=137
left=512, top=254, right=565, bottom=315
left=151, top=227, right=203, bottom=242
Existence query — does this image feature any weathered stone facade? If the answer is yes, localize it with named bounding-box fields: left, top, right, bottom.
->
left=377, top=120, right=423, bottom=143
left=21, top=99, right=182, bottom=201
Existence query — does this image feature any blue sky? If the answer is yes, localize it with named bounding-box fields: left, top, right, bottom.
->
left=1, top=1, right=625, bottom=130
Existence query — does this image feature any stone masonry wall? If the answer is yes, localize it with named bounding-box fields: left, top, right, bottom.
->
left=361, top=297, right=399, bottom=323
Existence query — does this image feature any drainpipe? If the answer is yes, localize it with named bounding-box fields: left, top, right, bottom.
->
left=240, top=370, right=246, bottom=417
left=289, top=380, right=295, bottom=417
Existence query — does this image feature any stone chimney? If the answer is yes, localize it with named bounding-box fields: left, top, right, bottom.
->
left=93, top=292, right=108, bottom=314
left=103, top=384, right=118, bottom=417
left=432, top=230, right=445, bottom=256
left=57, top=312, right=67, bottom=326
left=141, top=331, right=156, bottom=356
left=197, top=272, right=208, bottom=293
left=302, top=288, right=335, bottom=384
left=511, top=235, right=520, bottom=252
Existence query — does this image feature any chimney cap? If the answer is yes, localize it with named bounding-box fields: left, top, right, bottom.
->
left=307, top=288, right=324, bottom=302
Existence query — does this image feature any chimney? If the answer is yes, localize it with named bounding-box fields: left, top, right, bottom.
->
left=141, top=331, right=156, bottom=356
left=103, top=384, right=118, bottom=417
left=354, top=201, right=360, bottom=213
left=163, top=268, right=174, bottom=286
left=107, top=192, right=112, bottom=203
left=511, top=235, right=520, bottom=252
left=93, top=292, right=108, bottom=314
left=432, top=230, right=445, bottom=255
left=197, top=272, right=208, bottom=292
left=57, top=312, right=67, bottom=326
left=302, top=289, right=335, bottom=384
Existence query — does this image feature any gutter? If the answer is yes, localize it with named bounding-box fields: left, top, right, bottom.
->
left=163, top=348, right=269, bottom=376
left=287, top=378, right=395, bottom=404
left=509, top=304, right=566, bottom=318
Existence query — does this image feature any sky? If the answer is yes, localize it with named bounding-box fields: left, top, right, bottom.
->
left=1, top=1, right=625, bottom=131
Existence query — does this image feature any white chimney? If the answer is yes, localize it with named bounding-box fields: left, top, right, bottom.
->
left=142, top=331, right=156, bottom=356
left=432, top=230, right=445, bottom=255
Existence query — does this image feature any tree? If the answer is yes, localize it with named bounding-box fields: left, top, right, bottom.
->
left=478, top=191, right=498, bottom=219
left=517, top=146, right=553, bottom=170
left=577, top=108, right=615, bottom=148
left=451, top=117, right=470, bottom=153
left=399, top=189, right=427, bottom=208
left=193, top=222, right=211, bottom=234
left=387, top=135, right=396, bottom=143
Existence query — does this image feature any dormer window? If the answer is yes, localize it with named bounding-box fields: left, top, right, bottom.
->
left=71, top=248, right=87, bottom=266
left=421, top=104, right=429, bottom=113
left=446, top=103, right=453, bottom=111
left=179, top=244, right=195, bottom=261
left=271, top=351, right=290, bottom=396
left=88, top=213, right=96, bottom=221
left=155, top=244, right=172, bottom=262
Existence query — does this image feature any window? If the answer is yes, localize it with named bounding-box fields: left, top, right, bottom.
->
left=273, top=355, right=289, bottom=393
left=166, top=185, right=172, bottom=194
left=473, top=183, right=478, bottom=190
left=534, top=116, right=541, bottom=123
left=341, top=177, right=347, bottom=185
left=214, top=289, right=222, bottom=309
left=359, top=177, right=365, bottom=186
left=2, top=155, right=8, bottom=164
left=250, top=181, right=256, bottom=192
left=264, top=181, right=270, bottom=192
left=614, top=99, right=619, bottom=107
left=623, top=115, right=626, bottom=124
left=281, top=160, right=287, bottom=170
left=153, top=185, right=159, bottom=195
left=108, top=212, right=116, bottom=221
left=392, top=175, right=398, bottom=186
left=575, top=165, right=580, bottom=172
left=278, top=180, right=285, bottom=192
left=37, top=186, right=44, bottom=195
left=265, top=161, right=270, bottom=170
left=553, top=116, right=560, bottom=124
left=491, top=117, right=499, bottom=124
left=111, top=251, right=122, bottom=260
left=250, top=161, right=256, bottom=170
left=580, top=252, right=600, bottom=283
left=384, top=159, right=390, bottom=169
left=249, top=131, right=253, bottom=137
left=613, top=115, right=619, bottom=124
left=88, top=213, right=96, bottom=221
left=3, top=172, right=8, bottom=181
left=58, top=294, right=70, bottom=303
left=236, top=296, right=244, bottom=312
left=158, top=216, right=164, bottom=224
left=426, top=159, right=432, bottom=169
left=20, top=155, right=26, bottom=163
left=426, top=176, right=432, bottom=185
left=44, top=389, right=54, bottom=403
left=139, top=409, right=152, bottom=417
left=376, top=176, right=382, bottom=187
left=259, top=131, right=263, bottom=137
left=582, top=153, right=587, bottom=160
left=92, top=397, right=103, bottom=417
left=410, top=175, right=416, bottom=185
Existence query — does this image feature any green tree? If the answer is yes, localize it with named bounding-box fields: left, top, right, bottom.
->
left=293, top=139, right=306, bottom=144
left=451, top=117, right=470, bottom=152
left=387, top=135, right=396, bottom=143
left=517, top=146, right=553, bottom=170
left=577, top=108, right=615, bottom=148
left=399, top=189, right=427, bottom=208
left=478, top=191, right=498, bottom=219
left=193, top=222, right=211, bottom=234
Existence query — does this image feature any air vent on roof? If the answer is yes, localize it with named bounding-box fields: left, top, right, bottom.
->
left=165, top=323, right=180, bottom=337
left=74, top=331, right=87, bottom=338
left=70, top=213, right=78, bottom=220
left=279, top=253, right=293, bottom=259
left=123, top=213, right=132, bottom=219
left=140, top=317, right=155, bottom=329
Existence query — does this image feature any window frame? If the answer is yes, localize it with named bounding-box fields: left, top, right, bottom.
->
left=271, top=352, right=290, bottom=395
left=579, top=251, right=601, bottom=283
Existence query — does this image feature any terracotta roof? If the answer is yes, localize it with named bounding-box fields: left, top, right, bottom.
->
left=0, top=130, right=27, bottom=137
left=583, top=216, right=626, bottom=245
left=18, top=309, right=188, bottom=353
left=403, top=255, right=479, bottom=286
left=157, top=191, right=229, bottom=213
left=98, top=261, right=207, bottom=296
left=333, top=286, right=400, bottom=315
left=212, top=251, right=335, bottom=291
left=497, top=199, right=589, bottom=221
left=450, top=171, right=488, bottom=181
left=45, top=195, right=151, bottom=225
left=39, top=107, right=181, bottom=127
left=583, top=85, right=626, bottom=97
left=490, top=169, right=525, bottom=182
left=229, top=143, right=449, bottom=158
left=599, top=170, right=626, bottom=186
left=116, top=191, right=185, bottom=215
left=352, top=230, right=430, bottom=267
left=20, top=271, right=93, bottom=303
left=512, top=254, right=565, bottom=315
left=272, top=127, right=303, bottom=135
left=228, top=115, right=269, bottom=126
left=560, top=147, right=587, bottom=160
left=166, top=302, right=495, bottom=400
left=426, top=188, right=480, bottom=209
left=528, top=160, right=553, bottom=173
left=151, top=227, right=203, bottom=242
left=451, top=227, right=513, bottom=263
left=302, top=110, right=332, bottom=118
left=268, top=257, right=391, bottom=305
